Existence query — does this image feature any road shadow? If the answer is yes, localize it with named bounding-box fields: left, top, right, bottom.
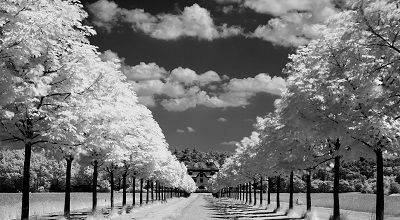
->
left=204, top=196, right=305, bottom=220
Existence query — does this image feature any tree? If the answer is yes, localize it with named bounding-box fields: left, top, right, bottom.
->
left=0, top=1, right=100, bottom=219
left=280, top=2, right=400, bottom=219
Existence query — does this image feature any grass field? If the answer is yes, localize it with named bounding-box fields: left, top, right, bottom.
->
left=0, top=192, right=151, bottom=220
left=259, top=192, right=400, bottom=217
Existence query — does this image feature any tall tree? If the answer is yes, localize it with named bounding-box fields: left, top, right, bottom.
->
left=0, top=1, right=100, bottom=218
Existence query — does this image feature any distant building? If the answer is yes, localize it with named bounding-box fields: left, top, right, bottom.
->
left=186, top=162, right=219, bottom=190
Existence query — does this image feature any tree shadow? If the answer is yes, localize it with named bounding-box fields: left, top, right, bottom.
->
left=205, top=196, right=305, bottom=220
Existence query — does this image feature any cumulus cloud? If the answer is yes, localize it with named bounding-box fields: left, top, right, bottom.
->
left=224, top=73, right=286, bottom=95
left=215, top=0, right=241, bottom=3
left=122, top=62, right=167, bottom=81
left=170, top=68, right=222, bottom=85
left=99, top=49, right=124, bottom=62
left=101, top=50, right=287, bottom=111
left=187, top=127, right=195, bottom=132
left=217, top=117, right=228, bottom=122
left=211, top=0, right=339, bottom=46
left=249, top=0, right=338, bottom=46
left=87, top=0, right=119, bottom=31
left=88, top=1, right=242, bottom=40
left=221, top=141, right=239, bottom=146
left=177, top=129, right=185, bottom=133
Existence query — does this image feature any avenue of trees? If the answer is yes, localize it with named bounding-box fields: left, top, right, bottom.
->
left=210, top=1, right=400, bottom=220
left=0, top=1, right=196, bottom=220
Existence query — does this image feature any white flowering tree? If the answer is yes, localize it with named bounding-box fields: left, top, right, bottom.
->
left=0, top=0, right=102, bottom=219
left=278, top=1, right=400, bottom=219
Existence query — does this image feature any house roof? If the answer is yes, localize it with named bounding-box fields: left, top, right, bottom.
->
left=186, top=162, right=219, bottom=171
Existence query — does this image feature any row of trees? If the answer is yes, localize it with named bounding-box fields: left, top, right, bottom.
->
left=0, top=1, right=196, bottom=219
left=210, top=1, right=400, bottom=220
left=172, top=148, right=232, bottom=167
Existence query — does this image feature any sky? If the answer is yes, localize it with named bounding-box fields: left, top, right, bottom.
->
left=81, top=0, right=341, bottom=152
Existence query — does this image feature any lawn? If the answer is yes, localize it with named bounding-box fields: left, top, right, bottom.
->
left=0, top=192, right=150, bottom=220
left=259, top=192, right=400, bottom=217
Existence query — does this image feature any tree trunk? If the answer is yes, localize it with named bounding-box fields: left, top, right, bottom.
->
left=333, top=155, right=340, bottom=220
left=146, top=180, right=149, bottom=204
left=140, top=178, right=143, bottom=205
left=155, top=181, right=158, bottom=200
left=245, top=183, right=248, bottom=203
left=122, top=172, right=127, bottom=206
left=110, top=170, right=114, bottom=209
left=253, top=180, right=257, bottom=205
left=375, top=148, right=384, bottom=220
left=289, top=171, right=294, bottom=210
left=162, top=186, right=165, bottom=201
left=260, top=178, right=263, bottom=206
left=132, top=176, right=136, bottom=206
left=268, top=178, right=271, bottom=205
left=239, top=184, right=241, bottom=201
left=64, top=156, right=73, bottom=219
left=151, top=181, right=154, bottom=202
left=92, top=160, right=98, bottom=213
left=306, top=170, right=311, bottom=211
left=249, top=182, right=252, bottom=204
left=276, top=176, right=280, bottom=209
left=21, top=142, right=32, bottom=220
left=242, top=184, right=245, bottom=201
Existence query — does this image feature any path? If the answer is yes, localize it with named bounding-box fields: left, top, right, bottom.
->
left=35, top=194, right=400, bottom=220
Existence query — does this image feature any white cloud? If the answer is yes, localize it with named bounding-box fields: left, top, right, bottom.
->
left=122, top=62, right=167, bottom=81
left=169, top=67, right=198, bottom=84
left=103, top=51, right=287, bottom=111
left=220, top=141, right=239, bottom=146
left=99, top=49, right=124, bottom=62
left=187, top=127, right=195, bottom=132
left=248, top=0, right=338, bottom=46
left=210, top=0, right=339, bottom=46
left=169, top=68, right=221, bottom=85
left=177, top=129, right=185, bottom=133
left=217, top=117, right=228, bottom=122
left=88, top=1, right=242, bottom=40
left=215, top=0, right=241, bottom=3
left=224, top=73, right=286, bottom=95
left=137, top=96, right=156, bottom=107
left=87, top=0, right=119, bottom=31
left=161, top=97, right=197, bottom=111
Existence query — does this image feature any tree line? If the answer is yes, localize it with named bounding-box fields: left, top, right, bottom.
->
left=210, top=1, right=400, bottom=220
left=0, top=1, right=196, bottom=219
left=172, top=148, right=232, bottom=167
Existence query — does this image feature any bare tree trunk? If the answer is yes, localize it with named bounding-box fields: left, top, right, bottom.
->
left=375, top=148, right=384, bottom=220
left=260, top=178, right=263, bottom=206
left=245, top=183, right=248, bottom=204
left=146, top=180, right=149, bottom=204
left=333, top=155, right=340, bottom=220
left=289, top=171, right=294, bottom=210
left=21, top=142, right=32, bottom=220
left=276, top=176, right=280, bottom=209
left=268, top=178, right=271, bottom=205
left=140, top=178, right=143, bottom=205
left=132, top=176, right=136, bottom=206
left=92, top=160, right=98, bottom=213
left=64, top=156, right=73, bottom=219
left=306, top=170, right=311, bottom=211
left=151, top=181, right=154, bottom=202
left=122, top=172, right=127, bottom=206
left=239, top=184, right=241, bottom=201
left=110, top=170, right=114, bottom=209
